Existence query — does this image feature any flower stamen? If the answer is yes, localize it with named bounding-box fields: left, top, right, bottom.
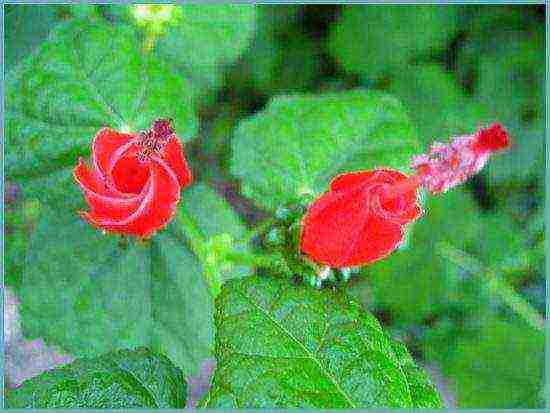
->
left=136, top=118, right=175, bottom=162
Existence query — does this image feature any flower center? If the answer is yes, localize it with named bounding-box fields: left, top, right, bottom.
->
left=111, top=148, right=151, bottom=194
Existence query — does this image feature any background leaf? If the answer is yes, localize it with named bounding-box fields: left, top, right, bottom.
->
left=353, top=188, right=526, bottom=325
left=203, top=275, right=442, bottom=408
left=155, top=5, right=256, bottom=98
left=387, top=64, right=491, bottom=143
left=231, top=89, right=419, bottom=210
left=5, top=347, right=187, bottom=408
left=329, top=6, right=459, bottom=81
left=423, top=318, right=544, bottom=408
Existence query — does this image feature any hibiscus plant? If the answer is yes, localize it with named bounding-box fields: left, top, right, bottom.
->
left=4, top=4, right=544, bottom=409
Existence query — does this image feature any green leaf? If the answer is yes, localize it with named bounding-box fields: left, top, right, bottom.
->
left=329, top=6, right=458, bottom=81
left=6, top=17, right=198, bottom=180
left=18, top=182, right=248, bottom=378
left=240, top=7, right=320, bottom=95
left=203, top=275, right=442, bottom=408
left=155, top=5, right=256, bottom=96
left=110, top=4, right=257, bottom=100
left=5, top=347, right=186, bottom=408
left=231, top=89, right=419, bottom=210
left=423, top=318, right=544, bottom=408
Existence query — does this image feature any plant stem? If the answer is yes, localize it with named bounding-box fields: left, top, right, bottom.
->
left=175, top=210, right=207, bottom=261
left=225, top=250, right=281, bottom=268
left=437, top=241, right=544, bottom=333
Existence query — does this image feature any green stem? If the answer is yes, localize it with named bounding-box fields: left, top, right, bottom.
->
left=225, top=250, right=282, bottom=268
left=175, top=210, right=207, bottom=261
left=437, top=241, right=544, bottom=333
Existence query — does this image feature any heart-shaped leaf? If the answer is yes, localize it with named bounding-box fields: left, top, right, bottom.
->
left=202, top=275, right=442, bottom=408
left=231, top=89, right=419, bottom=210
left=6, top=347, right=186, bottom=408
left=18, top=183, right=249, bottom=377
left=6, top=17, right=198, bottom=180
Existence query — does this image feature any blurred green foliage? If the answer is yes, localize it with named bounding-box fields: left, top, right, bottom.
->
left=5, top=4, right=544, bottom=409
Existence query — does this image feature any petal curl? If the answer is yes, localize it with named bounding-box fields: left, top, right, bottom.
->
left=330, top=169, right=422, bottom=225
left=301, top=186, right=404, bottom=267
left=74, top=157, right=133, bottom=199
left=74, top=158, right=146, bottom=221
left=92, top=127, right=136, bottom=179
left=110, top=146, right=151, bottom=194
left=83, top=156, right=180, bottom=238
left=164, top=137, right=193, bottom=188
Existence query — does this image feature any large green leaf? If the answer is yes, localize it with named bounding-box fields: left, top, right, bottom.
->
left=6, top=347, right=186, bottom=408
left=18, top=183, right=248, bottom=377
left=329, top=6, right=458, bottom=81
left=231, top=89, right=419, bottom=210
left=5, top=17, right=198, bottom=180
left=202, top=275, right=442, bottom=408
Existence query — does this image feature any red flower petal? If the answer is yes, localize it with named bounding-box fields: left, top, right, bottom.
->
left=92, top=127, right=136, bottom=179
left=74, top=158, right=146, bottom=220
left=74, top=158, right=133, bottom=199
left=110, top=145, right=151, bottom=194
left=331, top=169, right=422, bottom=224
left=301, top=184, right=404, bottom=267
left=81, top=156, right=180, bottom=238
left=301, top=168, right=422, bottom=267
left=163, top=137, right=193, bottom=188
left=473, top=122, right=511, bottom=154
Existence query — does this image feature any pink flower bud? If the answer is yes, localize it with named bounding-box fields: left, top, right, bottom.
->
left=411, top=123, right=511, bottom=194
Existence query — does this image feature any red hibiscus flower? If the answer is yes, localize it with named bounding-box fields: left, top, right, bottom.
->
left=73, top=119, right=192, bottom=238
left=300, top=169, right=423, bottom=268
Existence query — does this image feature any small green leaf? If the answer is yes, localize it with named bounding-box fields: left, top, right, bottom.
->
left=203, top=275, right=442, bottom=408
left=6, top=18, right=198, bottom=180
left=5, top=347, right=186, bottom=408
left=329, top=6, right=458, bottom=81
left=18, top=183, right=248, bottom=378
left=231, top=89, right=419, bottom=210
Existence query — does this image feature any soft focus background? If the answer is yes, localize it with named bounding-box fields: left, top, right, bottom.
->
left=4, top=4, right=545, bottom=408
